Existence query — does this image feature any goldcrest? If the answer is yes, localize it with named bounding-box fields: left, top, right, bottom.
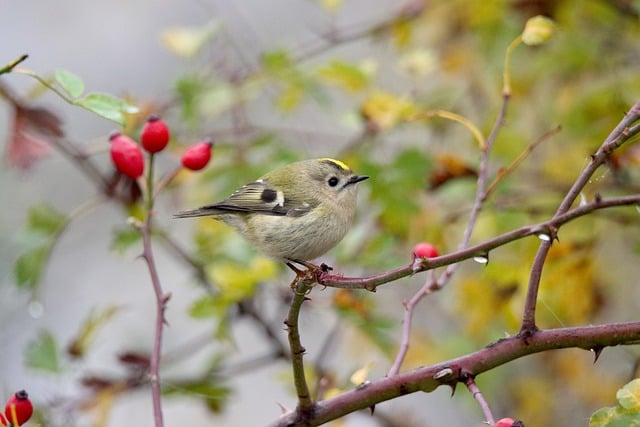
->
left=175, top=158, right=368, bottom=262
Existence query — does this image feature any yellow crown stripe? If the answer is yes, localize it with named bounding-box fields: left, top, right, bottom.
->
left=319, top=158, right=351, bottom=171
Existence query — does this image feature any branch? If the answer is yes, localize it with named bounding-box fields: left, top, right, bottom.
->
left=284, top=274, right=315, bottom=418
left=464, top=376, right=495, bottom=426
left=390, top=87, right=510, bottom=376
left=316, top=194, right=640, bottom=291
left=137, top=153, right=168, bottom=427
left=520, top=101, right=640, bottom=332
left=269, top=321, right=640, bottom=427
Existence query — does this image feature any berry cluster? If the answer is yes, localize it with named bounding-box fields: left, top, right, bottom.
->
left=0, top=390, right=33, bottom=426
left=109, top=115, right=213, bottom=179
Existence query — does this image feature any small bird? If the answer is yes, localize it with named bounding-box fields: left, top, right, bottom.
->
left=175, top=158, right=368, bottom=268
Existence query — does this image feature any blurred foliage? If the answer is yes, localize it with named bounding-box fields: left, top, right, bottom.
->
left=5, top=0, right=640, bottom=425
left=591, top=379, right=640, bottom=426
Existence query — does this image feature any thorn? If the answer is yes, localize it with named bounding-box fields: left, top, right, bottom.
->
left=369, top=404, right=376, bottom=415
left=594, top=193, right=603, bottom=204
left=592, top=346, right=604, bottom=363
left=276, top=402, right=291, bottom=414
left=448, top=382, right=457, bottom=397
left=162, top=292, right=172, bottom=304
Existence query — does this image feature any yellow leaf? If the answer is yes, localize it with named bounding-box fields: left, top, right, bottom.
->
left=317, top=60, right=372, bottom=92
left=161, top=22, right=219, bottom=59
left=391, top=18, right=413, bottom=48
left=276, top=83, right=304, bottom=112
left=397, top=49, right=437, bottom=78
left=349, top=361, right=375, bottom=386
left=208, top=256, right=278, bottom=301
left=360, top=91, right=417, bottom=131
left=68, top=306, right=120, bottom=358
left=317, top=0, right=343, bottom=13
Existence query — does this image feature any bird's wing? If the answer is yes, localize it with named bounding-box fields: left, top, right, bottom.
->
left=175, top=180, right=315, bottom=218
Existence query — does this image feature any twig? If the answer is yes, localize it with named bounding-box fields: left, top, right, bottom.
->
left=387, top=270, right=436, bottom=376
left=388, top=93, right=509, bottom=375
left=484, top=125, right=562, bottom=199
left=316, top=193, right=640, bottom=291
left=520, top=101, right=640, bottom=333
left=137, top=152, right=168, bottom=427
left=0, top=54, right=29, bottom=75
left=464, top=376, right=495, bottom=426
left=285, top=274, right=316, bottom=418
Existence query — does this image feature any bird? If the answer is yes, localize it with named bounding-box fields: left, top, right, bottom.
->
left=174, top=158, right=368, bottom=270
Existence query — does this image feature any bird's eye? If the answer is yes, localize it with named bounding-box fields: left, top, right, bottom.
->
left=328, top=176, right=339, bottom=187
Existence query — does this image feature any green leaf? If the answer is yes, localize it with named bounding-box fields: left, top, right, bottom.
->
left=110, top=227, right=141, bottom=254
left=14, top=203, right=69, bottom=289
left=25, top=330, right=61, bottom=372
left=54, top=69, right=85, bottom=98
left=189, top=295, right=219, bottom=319
left=14, top=245, right=51, bottom=289
left=164, top=379, right=231, bottom=413
left=27, top=202, right=68, bottom=236
left=590, top=409, right=640, bottom=427
left=77, top=92, right=139, bottom=125
left=317, top=60, right=371, bottom=92
left=618, top=379, right=640, bottom=410
left=261, top=50, right=293, bottom=74
left=175, top=74, right=206, bottom=126
left=589, top=407, right=614, bottom=425
left=68, top=306, right=120, bottom=358
left=591, top=379, right=640, bottom=426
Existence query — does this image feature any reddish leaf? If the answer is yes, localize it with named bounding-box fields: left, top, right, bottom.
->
left=6, top=104, right=64, bottom=169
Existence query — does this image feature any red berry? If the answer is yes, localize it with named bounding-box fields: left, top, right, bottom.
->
left=109, top=132, right=144, bottom=179
left=495, top=418, right=524, bottom=427
left=181, top=139, right=213, bottom=171
left=412, top=242, right=439, bottom=259
left=5, top=390, right=33, bottom=426
left=140, top=114, right=170, bottom=153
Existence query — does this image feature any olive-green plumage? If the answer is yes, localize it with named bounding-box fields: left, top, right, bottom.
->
left=174, top=158, right=368, bottom=261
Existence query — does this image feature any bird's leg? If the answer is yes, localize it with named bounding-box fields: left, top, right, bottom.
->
left=286, top=259, right=334, bottom=285
left=286, top=261, right=306, bottom=277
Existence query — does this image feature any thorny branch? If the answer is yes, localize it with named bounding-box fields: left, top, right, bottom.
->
left=314, top=193, right=640, bottom=291
left=520, top=101, right=640, bottom=333
left=270, top=322, right=640, bottom=427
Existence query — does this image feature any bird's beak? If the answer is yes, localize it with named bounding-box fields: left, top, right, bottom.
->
left=347, top=175, right=369, bottom=186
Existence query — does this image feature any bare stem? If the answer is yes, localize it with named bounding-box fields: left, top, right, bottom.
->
left=139, top=153, right=167, bottom=427
left=387, top=271, right=436, bottom=376
left=520, top=101, right=640, bottom=332
left=387, top=92, right=511, bottom=375
left=285, top=274, right=315, bottom=418
left=0, top=54, right=29, bottom=75
left=464, top=376, right=495, bottom=426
